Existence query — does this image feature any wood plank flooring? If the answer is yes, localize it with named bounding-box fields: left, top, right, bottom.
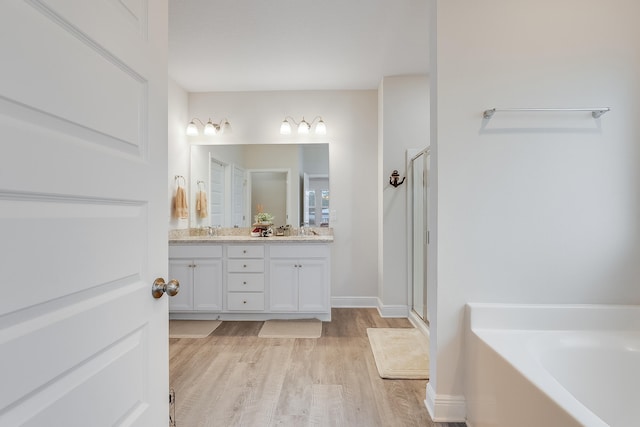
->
left=169, top=308, right=466, bottom=427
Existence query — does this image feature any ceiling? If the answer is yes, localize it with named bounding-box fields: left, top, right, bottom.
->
left=168, top=0, right=430, bottom=93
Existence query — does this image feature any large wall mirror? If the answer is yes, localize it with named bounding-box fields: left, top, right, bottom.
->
left=190, top=143, right=329, bottom=229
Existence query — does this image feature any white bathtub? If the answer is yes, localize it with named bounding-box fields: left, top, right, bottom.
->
left=464, top=303, right=640, bottom=427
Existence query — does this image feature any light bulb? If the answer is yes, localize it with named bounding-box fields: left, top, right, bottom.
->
left=280, top=119, right=292, bottom=135
left=185, top=121, right=198, bottom=136
left=298, top=118, right=310, bottom=134
left=204, top=120, right=217, bottom=136
left=221, top=120, right=232, bottom=134
left=315, top=119, right=327, bottom=135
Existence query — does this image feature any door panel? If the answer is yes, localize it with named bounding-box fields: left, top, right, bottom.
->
left=3, top=291, right=150, bottom=427
left=231, top=165, right=246, bottom=227
left=0, top=0, right=147, bottom=155
left=0, top=1, right=168, bottom=425
left=210, top=161, right=225, bottom=226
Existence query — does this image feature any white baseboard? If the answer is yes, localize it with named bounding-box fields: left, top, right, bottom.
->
left=408, top=310, right=430, bottom=337
left=331, top=296, right=409, bottom=318
left=425, top=383, right=466, bottom=423
left=376, top=299, right=409, bottom=318
left=331, top=296, right=378, bottom=308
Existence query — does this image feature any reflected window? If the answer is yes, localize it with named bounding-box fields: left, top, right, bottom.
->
left=305, top=176, right=329, bottom=227
left=307, top=190, right=316, bottom=225
left=321, top=191, right=330, bottom=226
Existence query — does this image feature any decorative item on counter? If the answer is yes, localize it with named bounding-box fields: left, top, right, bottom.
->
left=275, top=224, right=291, bottom=236
left=252, top=205, right=274, bottom=237
left=254, top=211, right=274, bottom=225
left=299, top=223, right=310, bottom=236
left=206, top=225, right=220, bottom=236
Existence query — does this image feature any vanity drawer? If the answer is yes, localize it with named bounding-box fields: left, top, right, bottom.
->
left=169, top=244, right=223, bottom=258
left=227, top=274, right=265, bottom=292
left=227, top=245, right=265, bottom=258
left=227, top=259, right=264, bottom=273
left=227, top=292, right=264, bottom=311
left=269, top=244, right=328, bottom=259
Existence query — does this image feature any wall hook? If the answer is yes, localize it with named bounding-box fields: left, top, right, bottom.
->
left=389, top=170, right=405, bottom=187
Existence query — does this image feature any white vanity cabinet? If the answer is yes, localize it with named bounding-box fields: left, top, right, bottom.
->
left=226, top=245, right=265, bottom=311
left=168, top=240, right=331, bottom=320
left=269, top=245, right=330, bottom=314
left=168, top=245, right=223, bottom=312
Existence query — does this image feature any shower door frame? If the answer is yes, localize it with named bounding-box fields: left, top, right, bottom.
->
left=407, top=147, right=430, bottom=326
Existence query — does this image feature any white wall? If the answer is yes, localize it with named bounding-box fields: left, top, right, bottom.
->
left=172, top=90, right=379, bottom=300
left=429, top=0, right=640, bottom=420
left=168, top=78, right=189, bottom=229
left=379, top=76, right=430, bottom=312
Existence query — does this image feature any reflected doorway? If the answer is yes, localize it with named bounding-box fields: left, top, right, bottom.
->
left=248, top=169, right=290, bottom=227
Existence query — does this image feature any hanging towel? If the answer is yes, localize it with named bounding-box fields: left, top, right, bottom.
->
left=196, top=190, right=208, bottom=218
left=174, top=186, right=188, bottom=219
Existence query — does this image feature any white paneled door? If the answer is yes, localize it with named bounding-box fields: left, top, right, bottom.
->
left=0, top=1, right=169, bottom=426
left=209, top=160, right=225, bottom=227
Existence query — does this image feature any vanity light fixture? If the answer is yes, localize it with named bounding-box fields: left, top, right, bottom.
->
left=185, top=117, right=232, bottom=136
left=280, top=116, right=327, bottom=136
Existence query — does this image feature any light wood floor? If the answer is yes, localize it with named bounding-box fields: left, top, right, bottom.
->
left=169, top=308, right=466, bottom=427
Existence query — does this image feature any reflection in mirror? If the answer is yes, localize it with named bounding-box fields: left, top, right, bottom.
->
left=249, top=170, right=289, bottom=227
left=303, top=173, right=330, bottom=226
left=190, top=144, right=329, bottom=229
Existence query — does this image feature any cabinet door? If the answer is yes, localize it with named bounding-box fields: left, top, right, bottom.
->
left=168, top=259, right=194, bottom=311
left=193, top=258, right=223, bottom=311
left=298, top=259, right=329, bottom=312
left=269, top=259, right=299, bottom=311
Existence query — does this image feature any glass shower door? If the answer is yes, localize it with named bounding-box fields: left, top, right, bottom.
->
left=412, top=152, right=428, bottom=322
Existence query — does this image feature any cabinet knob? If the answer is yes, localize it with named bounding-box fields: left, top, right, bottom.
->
left=243, top=250, right=247, bottom=254
left=243, top=281, right=247, bottom=285
left=243, top=264, right=247, bottom=268
left=243, top=300, right=247, bottom=304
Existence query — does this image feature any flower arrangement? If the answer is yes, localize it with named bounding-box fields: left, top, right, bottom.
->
left=254, top=212, right=274, bottom=224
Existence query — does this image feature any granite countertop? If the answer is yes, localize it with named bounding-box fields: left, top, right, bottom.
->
left=169, top=228, right=334, bottom=244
